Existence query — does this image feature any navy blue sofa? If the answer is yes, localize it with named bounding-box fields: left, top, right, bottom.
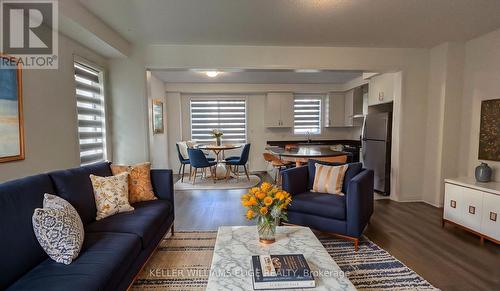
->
left=281, top=161, right=374, bottom=250
left=0, top=162, right=175, bottom=291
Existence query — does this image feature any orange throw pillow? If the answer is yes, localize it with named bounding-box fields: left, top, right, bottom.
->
left=111, top=162, right=157, bottom=204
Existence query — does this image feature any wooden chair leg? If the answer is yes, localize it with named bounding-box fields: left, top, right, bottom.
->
left=181, top=164, right=185, bottom=182
left=244, top=165, right=250, bottom=181
left=192, top=168, right=198, bottom=185
left=189, top=165, right=192, bottom=181
left=178, top=164, right=182, bottom=176
left=225, top=164, right=231, bottom=180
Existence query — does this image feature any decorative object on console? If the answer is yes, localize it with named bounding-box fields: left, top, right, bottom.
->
left=152, top=99, right=164, bottom=134
left=241, top=182, right=291, bottom=244
left=111, top=162, right=158, bottom=203
left=312, top=163, right=348, bottom=195
left=90, top=172, right=134, bottom=220
left=32, top=194, right=84, bottom=265
left=210, top=129, right=224, bottom=146
left=478, top=98, right=500, bottom=161
left=0, top=56, right=24, bottom=163
left=475, top=162, right=492, bottom=182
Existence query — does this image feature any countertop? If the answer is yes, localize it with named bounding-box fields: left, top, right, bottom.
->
left=267, top=139, right=361, bottom=148
left=445, top=177, right=500, bottom=196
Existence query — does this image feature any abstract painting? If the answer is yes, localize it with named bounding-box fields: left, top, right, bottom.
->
left=478, top=99, right=500, bottom=161
left=0, top=57, right=24, bottom=162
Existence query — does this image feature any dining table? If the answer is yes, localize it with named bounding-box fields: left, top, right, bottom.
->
left=196, top=143, right=243, bottom=180
left=266, top=145, right=348, bottom=167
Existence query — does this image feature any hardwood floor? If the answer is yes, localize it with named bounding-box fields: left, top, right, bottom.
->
left=172, top=174, right=500, bottom=291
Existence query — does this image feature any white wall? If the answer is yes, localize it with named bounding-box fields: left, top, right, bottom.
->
left=422, top=43, right=464, bottom=206
left=0, top=34, right=107, bottom=182
left=146, top=72, right=169, bottom=168
left=459, top=28, right=500, bottom=181
left=108, top=46, right=150, bottom=164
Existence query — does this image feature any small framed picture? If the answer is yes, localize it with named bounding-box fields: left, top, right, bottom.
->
left=152, top=99, right=164, bottom=134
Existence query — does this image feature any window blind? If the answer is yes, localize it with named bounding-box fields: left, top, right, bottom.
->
left=190, top=99, right=247, bottom=143
left=294, top=97, right=321, bottom=134
left=74, top=61, right=107, bottom=165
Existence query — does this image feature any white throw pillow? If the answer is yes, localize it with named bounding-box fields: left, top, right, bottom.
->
left=32, top=194, right=84, bottom=265
left=90, top=172, right=134, bottom=220
left=177, top=141, right=189, bottom=159
left=311, top=163, right=349, bottom=195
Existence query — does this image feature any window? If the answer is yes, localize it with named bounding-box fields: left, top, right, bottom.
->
left=190, top=99, right=247, bottom=143
left=294, top=96, right=322, bottom=134
left=74, top=61, right=107, bottom=165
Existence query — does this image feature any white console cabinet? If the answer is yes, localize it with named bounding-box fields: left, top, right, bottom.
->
left=443, top=178, right=499, bottom=244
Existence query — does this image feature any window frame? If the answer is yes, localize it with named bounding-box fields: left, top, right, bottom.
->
left=188, top=95, right=248, bottom=144
left=73, top=56, right=109, bottom=166
left=293, top=94, right=323, bottom=135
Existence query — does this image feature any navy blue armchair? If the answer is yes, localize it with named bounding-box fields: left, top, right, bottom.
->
left=281, top=161, right=374, bottom=251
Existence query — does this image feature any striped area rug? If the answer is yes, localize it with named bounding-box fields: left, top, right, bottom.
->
left=132, top=231, right=437, bottom=291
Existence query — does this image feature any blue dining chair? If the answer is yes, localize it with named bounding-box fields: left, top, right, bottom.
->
left=225, top=144, right=251, bottom=181
left=188, top=148, right=218, bottom=184
left=176, top=143, right=214, bottom=182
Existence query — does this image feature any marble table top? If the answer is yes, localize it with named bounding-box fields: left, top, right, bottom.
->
left=206, top=226, right=355, bottom=291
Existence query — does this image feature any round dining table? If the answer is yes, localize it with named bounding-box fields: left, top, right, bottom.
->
left=197, top=144, right=243, bottom=179
left=267, top=145, right=348, bottom=167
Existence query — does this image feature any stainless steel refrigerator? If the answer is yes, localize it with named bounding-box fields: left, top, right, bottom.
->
left=361, top=112, right=392, bottom=195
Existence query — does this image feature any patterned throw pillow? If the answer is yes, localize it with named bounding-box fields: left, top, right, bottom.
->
left=32, top=194, right=84, bottom=265
left=111, top=162, right=157, bottom=204
left=90, top=172, right=134, bottom=220
left=312, top=163, right=349, bottom=195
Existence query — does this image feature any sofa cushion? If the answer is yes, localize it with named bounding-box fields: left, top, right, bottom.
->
left=307, top=160, right=363, bottom=193
left=49, top=162, right=112, bottom=225
left=0, top=174, right=54, bottom=289
left=32, top=194, right=85, bottom=265
left=288, top=191, right=346, bottom=220
left=7, top=232, right=141, bottom=291
left=85, top=200, right=172, bottom=248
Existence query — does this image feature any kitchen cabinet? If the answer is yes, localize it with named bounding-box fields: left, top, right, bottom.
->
left=325, top=88, right=363, bottom=128
left=265, top=92, right=293, bottom=127
left=368, top=72, right=402, bottom=106
left=325, top=93, right=345, bottom=127
left=443, top=178, right=500, bottom=244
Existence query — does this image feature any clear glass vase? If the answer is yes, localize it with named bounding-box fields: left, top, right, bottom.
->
left=257, top=216, right=278, bottom=244
left=216, top=136, right=222, bottom=146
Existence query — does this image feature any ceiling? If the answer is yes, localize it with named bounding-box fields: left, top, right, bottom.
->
left=79, top=0, right=500, bottom=48
left=151, top=69, right=362, bottom=84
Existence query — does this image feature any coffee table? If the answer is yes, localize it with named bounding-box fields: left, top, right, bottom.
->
left=206, top=226, right=355, bottom=291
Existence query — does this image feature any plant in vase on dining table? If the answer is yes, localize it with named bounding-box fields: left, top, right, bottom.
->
left=210, top=129, right=224, bottom=146
left=241, top=182, right=292, bottom=244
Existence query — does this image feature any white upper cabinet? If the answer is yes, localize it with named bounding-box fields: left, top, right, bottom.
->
left=368, top=72, right=402, bottom=106
left=265, top=92, right=294, bottom=127
left=325, top=87, right=363, bottom=128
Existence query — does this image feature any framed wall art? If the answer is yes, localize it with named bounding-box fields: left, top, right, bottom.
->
left=0, top=56, right=24, bottom=162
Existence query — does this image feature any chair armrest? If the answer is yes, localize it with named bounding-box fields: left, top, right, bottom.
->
left=281, top=166, right=309, bottom=195
left=150, top=169, right=175, bottom=205
left=346, top=169, right=374, bottom=238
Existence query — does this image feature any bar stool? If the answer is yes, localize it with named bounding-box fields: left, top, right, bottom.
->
left=263, top=152, right=293, bottom=185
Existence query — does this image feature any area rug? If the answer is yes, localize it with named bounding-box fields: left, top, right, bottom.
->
left=132, top=231, right=437, bottom=291
left=174, top=174, right=261, bottom=191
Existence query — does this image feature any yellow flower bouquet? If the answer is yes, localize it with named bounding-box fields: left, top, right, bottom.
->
left=241, top=182, right=292, bottom=243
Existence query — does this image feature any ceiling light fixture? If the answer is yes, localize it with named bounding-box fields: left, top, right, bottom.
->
left=295, top=69, right=321, bottom=73
left=206, top=71, right=220, bottom=78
